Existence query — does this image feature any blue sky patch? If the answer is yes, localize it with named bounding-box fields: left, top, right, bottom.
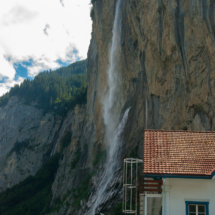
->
left=13, top=58, right=74, bottom=81
left=56, top=49, right=80, bottom=68
left=13, top=59, right=34, bottom=80
left=56, top=59, right=70, bottom=68
left=0, top=77, right=9, bottom=84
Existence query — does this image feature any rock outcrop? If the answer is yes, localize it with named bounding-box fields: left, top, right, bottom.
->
left=84, top=0, right=215, bottom=213
left=88, top=0, right=215, bottom=140
left=0, top=97, right=60, bottom=191
left=0, top=97, right=86, bottom=193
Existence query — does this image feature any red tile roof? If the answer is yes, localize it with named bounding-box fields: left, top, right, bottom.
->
left=144, top=130, right=215, bottom=177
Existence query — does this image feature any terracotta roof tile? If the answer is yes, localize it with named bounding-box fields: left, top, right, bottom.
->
left=144, top=130, right=215, bottom=176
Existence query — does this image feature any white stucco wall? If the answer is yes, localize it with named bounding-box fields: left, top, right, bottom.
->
left=164, top=178, right=215, bottom=215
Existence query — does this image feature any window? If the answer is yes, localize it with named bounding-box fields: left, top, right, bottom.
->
left=189, top=204, right=205, bottom=215
left=144, top=194, right=162, bottom=215
left=185, top=201, right=209, bottom=215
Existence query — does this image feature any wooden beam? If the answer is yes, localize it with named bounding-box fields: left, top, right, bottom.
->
left=139, top=179, right=163, bottom=184
left=141, top=180, right=162, bottom=182
left=139, top=188, right=162, bottom=192
left=139, top=184, right=162, bottom=188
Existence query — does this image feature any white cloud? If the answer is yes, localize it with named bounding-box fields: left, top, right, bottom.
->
left=60, top=0, right=64, bottom=7
left=43, top=24, right=50, bottom=36
left=0, top=48, right=16, bottom=81
left=2, top=5, right=39, bottom=26
left=0, top=0, right=92, bottom=96
left=27, top=56, right=60, bottom=77
left=0, top=48, right=24, bottom=96
left=0, top=77, right=24, bottom=96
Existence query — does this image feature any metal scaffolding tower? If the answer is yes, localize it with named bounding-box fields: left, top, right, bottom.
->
left=122, top=158, right=143, bottom=215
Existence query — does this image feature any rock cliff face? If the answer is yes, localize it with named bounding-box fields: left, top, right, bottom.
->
left=0, top=97, right=60, bottom=191
left=0, top=97, right=85, bottom=194
left=84, top=0, right=215, bottom=213
left=0, top=0, right=215, bottom=214
left=88, top=0, right=215, bottom=141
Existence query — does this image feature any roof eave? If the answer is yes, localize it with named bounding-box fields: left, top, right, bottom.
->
left=143, top=173, right=212, bottom=179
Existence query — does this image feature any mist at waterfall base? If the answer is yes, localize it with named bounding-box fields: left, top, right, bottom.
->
left=89, top=0, right=127, bottom=214
left=91, top=108, right=130, bottom=214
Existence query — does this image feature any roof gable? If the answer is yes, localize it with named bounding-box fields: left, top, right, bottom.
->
left=144, top=130, right=215, bottom=177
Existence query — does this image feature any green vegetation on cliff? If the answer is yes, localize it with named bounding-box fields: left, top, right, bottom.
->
left=0, top=154, right=60, bottom=215
left=72, top=170, right=93, bottom=209
left=0, top=60, right=87, bottom=115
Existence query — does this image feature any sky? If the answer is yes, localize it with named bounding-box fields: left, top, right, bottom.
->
left=0, top=0, right=92, bottom=96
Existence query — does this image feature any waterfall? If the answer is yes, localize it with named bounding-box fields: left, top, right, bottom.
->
left=103, top=0, right=123, bottom=137
left=90, top=108, right=130, bottom=214
left=89, top=0, right=127, bottom=214
left=145, top=99, right=148, bottom=128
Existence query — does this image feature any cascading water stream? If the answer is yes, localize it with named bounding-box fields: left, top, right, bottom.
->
left=90, top=108, right=130, bottom=214
left=103, top=0, right=123, bottom=136
left=89, top=0, right=127, bottom=214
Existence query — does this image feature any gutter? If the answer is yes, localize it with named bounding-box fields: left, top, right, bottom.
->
left=143, top=174, right=212, bottom=179
left=162, top=178, right=166, bottom=215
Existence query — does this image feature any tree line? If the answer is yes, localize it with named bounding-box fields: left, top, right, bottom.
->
left=0, top=60, right=87, bottom=116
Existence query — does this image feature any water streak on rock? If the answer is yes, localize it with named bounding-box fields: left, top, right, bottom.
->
left=90, top=108, right=130, bottom=214
left=90, top=0, right=126, bottom=214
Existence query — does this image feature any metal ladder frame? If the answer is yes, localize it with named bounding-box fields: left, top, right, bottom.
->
left=122, top=158, right=143, bottom=214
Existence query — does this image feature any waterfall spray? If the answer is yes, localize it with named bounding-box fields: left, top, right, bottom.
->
left=90, top=108, right=130, bottom=214
left=90, top=0, right=127, bottom=214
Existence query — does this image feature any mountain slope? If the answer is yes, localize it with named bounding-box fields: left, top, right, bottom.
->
left=0, top=60, right=87, bottom=115
left=0, top=60, right=87, bottom=194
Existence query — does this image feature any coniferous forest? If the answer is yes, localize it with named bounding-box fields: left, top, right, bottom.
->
left=0, top=59, right=87, bottom=116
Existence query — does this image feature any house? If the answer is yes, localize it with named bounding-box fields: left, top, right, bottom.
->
left=142, top=129, right=215, bottom=215
left=123, top=129, right=215, bottom=215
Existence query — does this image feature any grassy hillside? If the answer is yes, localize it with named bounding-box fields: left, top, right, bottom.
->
left=0, top=60, right=87, bottom=115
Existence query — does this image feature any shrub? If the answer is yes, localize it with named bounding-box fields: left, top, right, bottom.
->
left=61, top=131, right=72, bottom=150
left=113, top=203, right=124, bottom=215
left=72, top=170, right=93, bottom=209
left=71, top=147, right=81, bottom=169
left=92, top=150, right=106, bottom=167
left=129, top=144, right=139, bottom=158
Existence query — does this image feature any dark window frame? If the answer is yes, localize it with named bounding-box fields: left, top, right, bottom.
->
left=185, top=201, right=209, bottom=215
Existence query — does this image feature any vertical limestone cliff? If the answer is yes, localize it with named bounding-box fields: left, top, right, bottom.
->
left=0, top=97, right=86, bottom=195
left=78, top=0, right=215, bottom=214
left=88, top=0, right=215, bottom=141
left=0, top=97, right=62, bottom=191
